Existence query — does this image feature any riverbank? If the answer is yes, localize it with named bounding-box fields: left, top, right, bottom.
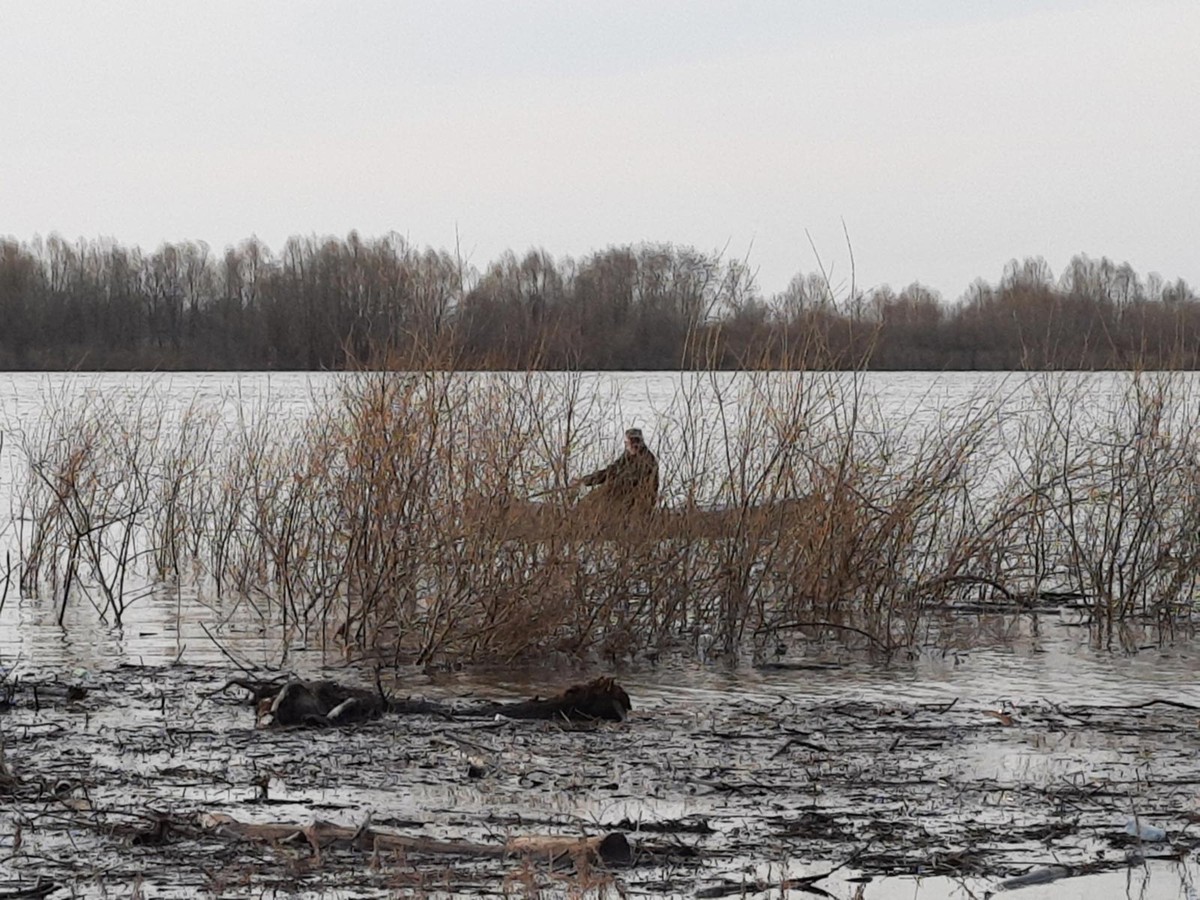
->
left=3, top=648, right=1200, bottom=898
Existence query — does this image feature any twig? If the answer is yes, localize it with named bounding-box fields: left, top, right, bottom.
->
left=1083, top=698, right=1200, bottom=713
left=198, top=622, right=261, bottom=678
left=761, top=621, right=897, bottom=652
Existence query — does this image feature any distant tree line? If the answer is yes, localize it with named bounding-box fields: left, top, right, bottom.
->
left=1, top=233, right=1197, bottom=370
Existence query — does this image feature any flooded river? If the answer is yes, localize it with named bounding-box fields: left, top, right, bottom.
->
left=3, top=372, right=1200, bottom=897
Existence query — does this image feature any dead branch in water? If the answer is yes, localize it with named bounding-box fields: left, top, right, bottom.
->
left=224, top=675, right=634, bottom=728
left=472, top=676, right=633, bottom=723
left=198, top=812, right=632, bottom=868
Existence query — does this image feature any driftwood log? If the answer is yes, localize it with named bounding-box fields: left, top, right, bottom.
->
left=223, top=676, right=632, bottom=728
left=473, top=676, right=632, bottom=722
left=256, top=680, right=384, bottom=727
left=199, top=812, right=632, bottom=867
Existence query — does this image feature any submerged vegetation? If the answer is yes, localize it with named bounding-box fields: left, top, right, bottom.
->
left=3, top=359, right=1199, bottom=665
left=0, top=233, right=1198, bottom=370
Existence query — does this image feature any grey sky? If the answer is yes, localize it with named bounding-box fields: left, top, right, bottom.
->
left=3, top=1, right=1197, bottom=301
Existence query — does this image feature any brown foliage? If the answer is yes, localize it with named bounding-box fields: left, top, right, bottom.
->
left=11, top=352, right=1200, bottom=661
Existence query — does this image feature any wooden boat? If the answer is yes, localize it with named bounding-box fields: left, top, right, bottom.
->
left=465, top=494, right=817, bottom=543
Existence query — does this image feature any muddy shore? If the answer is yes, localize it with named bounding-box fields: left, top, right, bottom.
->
left=2, top=661, right=1200, bottom=898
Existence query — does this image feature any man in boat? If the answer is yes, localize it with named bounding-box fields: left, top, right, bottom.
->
left=573, top=428, right=659, bottom=516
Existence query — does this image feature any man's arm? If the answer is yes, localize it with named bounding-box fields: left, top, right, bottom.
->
left=580, top=457, right=621, bottom=486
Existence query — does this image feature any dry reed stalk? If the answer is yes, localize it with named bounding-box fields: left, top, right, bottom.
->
left=11, top=361, right=1200, bottom=661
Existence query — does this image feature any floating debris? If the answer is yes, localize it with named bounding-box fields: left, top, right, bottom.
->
left=3, top=664, right=1200, bottom=895
left=227, top=674, right=633, bottom=727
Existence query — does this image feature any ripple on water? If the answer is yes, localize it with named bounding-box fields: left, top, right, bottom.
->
left=4, top=590, right=1200, bottom=712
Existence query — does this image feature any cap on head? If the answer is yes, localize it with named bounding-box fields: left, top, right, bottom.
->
left=625, top=428, right=644, bottom=443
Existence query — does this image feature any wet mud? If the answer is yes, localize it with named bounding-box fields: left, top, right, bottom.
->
left=2, top=663, right=1200, bottom=898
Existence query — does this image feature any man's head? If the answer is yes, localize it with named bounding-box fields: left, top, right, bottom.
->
left=624, top=428, right=645, bottom=454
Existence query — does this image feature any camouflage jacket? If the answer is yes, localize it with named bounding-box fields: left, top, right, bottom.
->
left=581, top=448, right=659, bottom=509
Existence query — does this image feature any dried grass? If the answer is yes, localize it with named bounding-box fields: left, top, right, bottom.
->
left=8, top=362, right=1200, bottom=661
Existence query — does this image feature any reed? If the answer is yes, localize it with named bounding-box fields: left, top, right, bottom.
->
left=7, top=361, right=1199, bottom=661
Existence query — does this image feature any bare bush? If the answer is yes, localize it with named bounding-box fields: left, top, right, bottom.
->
left=995, top=371, right=1200, bottom=638
left=15, top=384, right=162, bottom=623
left=9, top=365, right=1200, bottom=661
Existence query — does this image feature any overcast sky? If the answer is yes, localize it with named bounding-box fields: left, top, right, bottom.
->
left=3, top=1, right=1197, bottom=300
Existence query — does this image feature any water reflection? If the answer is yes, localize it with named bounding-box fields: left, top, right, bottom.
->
left=5, top=587, right=1200, bottom=713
